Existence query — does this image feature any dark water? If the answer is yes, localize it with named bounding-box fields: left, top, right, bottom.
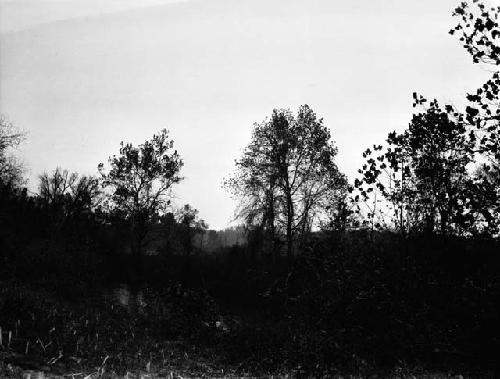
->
left=102, top=284, right=147, bottom=313
left=101, top=284, right=237, bottom=333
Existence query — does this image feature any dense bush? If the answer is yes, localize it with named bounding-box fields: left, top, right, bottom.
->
left=258, top=232, right=500, bottom=372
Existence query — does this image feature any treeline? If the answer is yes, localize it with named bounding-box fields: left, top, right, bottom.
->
left=226, top=2, right=500, bottom=252
left=0, top=118, right=248, bottom=286
left=0, top=161, right=239, bottom=283
left=0, top=1, right=499, bottom=374
left=0, top=0, right=498, bottom=281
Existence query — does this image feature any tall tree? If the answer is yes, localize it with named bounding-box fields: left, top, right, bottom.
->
left=356, top=98, right=476, bottom=236
left=355, top=1, right=500, bottom=236
left=450, top=0, right=500, bottom=234
left=226, top=105, right=347, bottom=260
left=99, top=129, right=183, bottom=256
left=450, top=0, right=499, bottom=170
left=0, top=115, right=25, bottom=188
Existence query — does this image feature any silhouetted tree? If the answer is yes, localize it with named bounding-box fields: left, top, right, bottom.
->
left=38, top=168, right=101, bottom=244
left=354, top=1, right=500, bottom=236
left=451, top=0, right=499, bottom=166
left=0, top=116, right=26, bottom=271
left=0, top=115, right=25, bottom=188
left=227, top=105, right=347, bottom=260
left=356, top=98, right=476, bottom=236
left=450, top=0, right=500, bottom=234
left=99, top=129, right=183, bottom=257
left=321, top=183, right=354, bottom=233
left=39, top=168, right=77, bottom=203
left=177, top=204, right=208, bottom=256
left=450, top=1, right=499, bottom=66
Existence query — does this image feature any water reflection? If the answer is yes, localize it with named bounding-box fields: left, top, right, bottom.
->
left=104, top=284, right=147, bottom=313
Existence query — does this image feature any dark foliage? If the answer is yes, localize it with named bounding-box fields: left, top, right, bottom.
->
left=1, top=1, right=500, bottom=377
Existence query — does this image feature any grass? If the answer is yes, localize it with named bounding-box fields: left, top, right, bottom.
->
left=0, top=282, right=233, bottom=378
left=0, top=281, right=495, bottom=378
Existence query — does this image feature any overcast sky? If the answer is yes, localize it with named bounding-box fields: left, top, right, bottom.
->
left=0, top=0, right=492, bottom=229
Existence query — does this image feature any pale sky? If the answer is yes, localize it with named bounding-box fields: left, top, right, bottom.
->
left=0, top=0, right=493, bottom=229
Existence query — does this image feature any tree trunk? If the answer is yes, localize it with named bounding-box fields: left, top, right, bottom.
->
left=286, top=192, right=294, bottom=263
left=130, top=215, right=145, bottom=283
left=267, top=183, right=278, bottom=262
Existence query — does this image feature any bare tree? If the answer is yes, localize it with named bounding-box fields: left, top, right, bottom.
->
left=38, top=168, right=101, bottom=242
left=0, top=115, right=25, bottom=188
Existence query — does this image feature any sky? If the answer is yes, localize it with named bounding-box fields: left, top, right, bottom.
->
left=0, top=0, right=493, bottom=229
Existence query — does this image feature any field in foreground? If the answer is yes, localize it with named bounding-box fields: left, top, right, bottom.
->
left=0, top=280, right=496, bottom=379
